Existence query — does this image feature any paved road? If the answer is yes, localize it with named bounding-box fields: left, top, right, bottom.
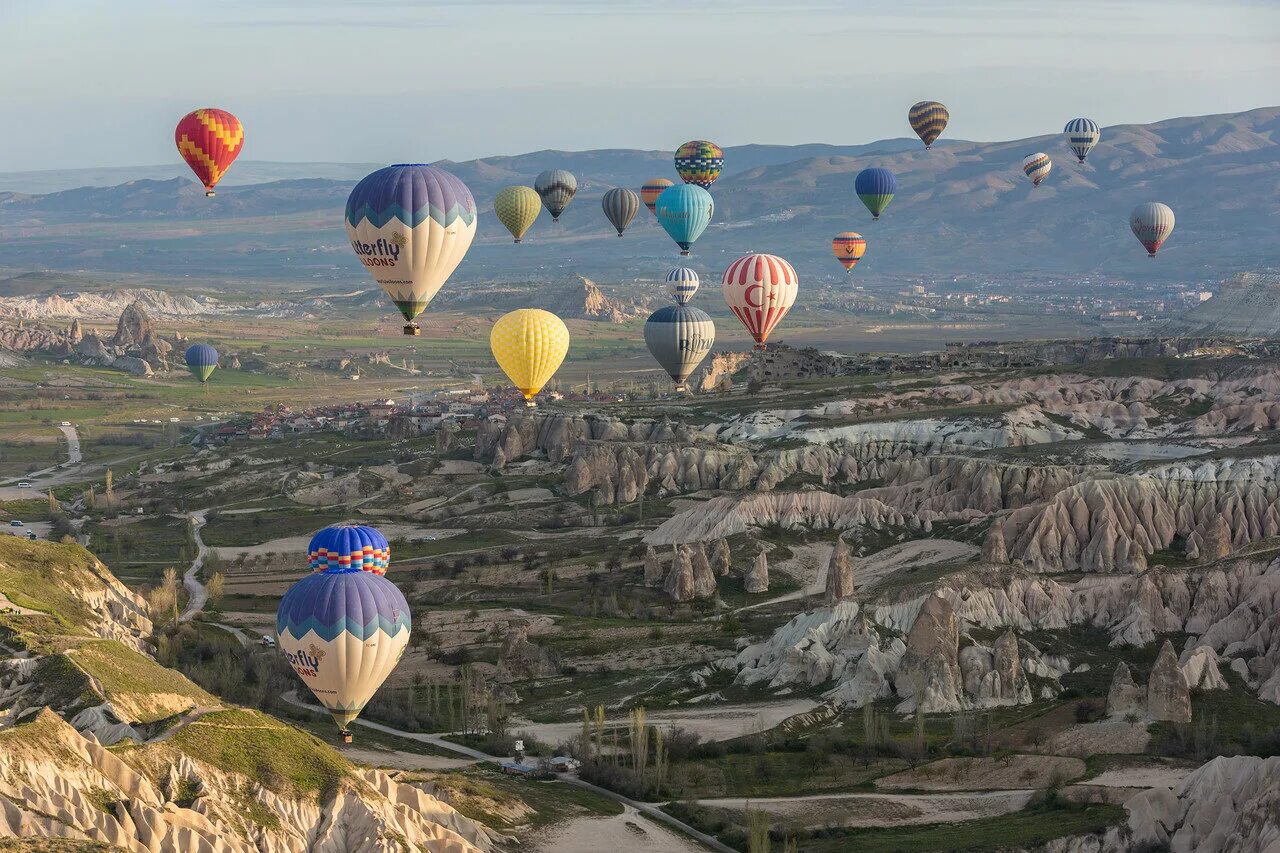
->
left=279, top=692, right=733, bottom=853
left=179, top=510, right=209, bottom=621
left=0, top=424, right=81, bottom=500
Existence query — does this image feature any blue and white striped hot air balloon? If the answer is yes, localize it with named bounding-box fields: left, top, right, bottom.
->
left=308, top=524, right=390, bottom=575
left=666, top=267, right=700, bottom=305
left=277, top=568, right=411, bottom=742
left=1063, top=118, right=1100, bottom=163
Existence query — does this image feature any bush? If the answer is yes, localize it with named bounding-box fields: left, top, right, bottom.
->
left=1075, top=699, right=1105, bottom=724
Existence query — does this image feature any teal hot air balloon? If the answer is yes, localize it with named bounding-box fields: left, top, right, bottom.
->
left=655, top=184, right=713, bottom=256
left=601, top=187, right=640, bottom=236
left=184, top=343, right=218, bottom=384
left=644, top=305, right=715, bottom=392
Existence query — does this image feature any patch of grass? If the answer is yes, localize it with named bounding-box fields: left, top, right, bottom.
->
left=0, top=537, right=104, bottom=639
left=68, top=640, right=214, bottom=723
left=201, top=507, right=347, bottom=548
left=169, top=709, right=350, bottom=801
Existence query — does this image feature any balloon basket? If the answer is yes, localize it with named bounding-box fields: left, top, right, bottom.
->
left=342, top=731, right=352, bottom=744
left=205, top=190, right=215, bottom=198
left=403, top=324, right=421, bottom=336
left=679, top=250, right=690, bottom=257
left=525, top=399, right=537, bottom=408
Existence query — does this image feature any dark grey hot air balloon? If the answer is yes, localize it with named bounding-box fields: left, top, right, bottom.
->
left=644, top=305, right=715, bottom=392
left=601, top=187, right=640, bottom=237
left=534, top=169, right=577, bottom=221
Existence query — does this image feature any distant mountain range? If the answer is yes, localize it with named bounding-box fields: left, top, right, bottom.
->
left=0, top=108, right=1275, bottom=287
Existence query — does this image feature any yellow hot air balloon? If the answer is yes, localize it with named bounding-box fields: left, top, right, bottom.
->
left=494, top=186, right=541, bottom=243
left=490, top=309, right=570, bottom=406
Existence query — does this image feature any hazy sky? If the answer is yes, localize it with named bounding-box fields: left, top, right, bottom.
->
left=1, top=0, right=1277, bottom=171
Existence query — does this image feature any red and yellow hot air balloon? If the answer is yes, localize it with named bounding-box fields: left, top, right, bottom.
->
left=831, top=232, right=867, bottom=273
left=641, top=178, right=674, bottom=216
left=721, top=253, right=799, bottom=350
left=175, top=108, right=244, bottom=197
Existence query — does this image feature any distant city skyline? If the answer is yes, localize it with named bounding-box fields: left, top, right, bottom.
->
left=1, top=0, right=1277, bottom=171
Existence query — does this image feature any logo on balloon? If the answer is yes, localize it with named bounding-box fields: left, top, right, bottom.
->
left=680, top=334, right=712, bottom=354
left=286, top=644, right=326, bottom=678
left=350, top=237, right=403, bottom=268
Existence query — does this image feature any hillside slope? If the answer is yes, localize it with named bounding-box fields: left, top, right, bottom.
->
left=0, top=537, right=493, bottom=852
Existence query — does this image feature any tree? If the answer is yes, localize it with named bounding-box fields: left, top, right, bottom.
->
left=147, top=568, right=181, bottom=627
left=206, top=572, right=225, bottom=607
left=748, top=811, right=771, bottom=853
left=104, top=469, right=114, bottom=508
left=47, top=489, right=59, bottom=513
left=629, top=707, right=649, bottom=778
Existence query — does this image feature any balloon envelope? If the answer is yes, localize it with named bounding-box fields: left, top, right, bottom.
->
left=345, top=164, right=477, bottom=334
left=308, top=524, right=390, bottom=575
left=534, top=169, right=577, bottom=221
left=175, top=108, right=244, bottom=196
left=277, top=567, right=410, bottom=735
left=184, top=343, right=218, bottom=383
left=1022, top=153, right=1052, bottom=187
left=674, top=140, right=725, bottom=188
left=855, top=168, right=897, bottom=220
left=831, top=233, right=867, bottom=272
left=908, top=101, right=949, bottom=148
left=721, top=253, right=799, bottom=348
left=655, top=184, right=713, bottom=255
left=494, top=186, right=541, bottom=242
left=1064, top=118, right=1100, bottom=162
left=490, top=309, right=570, bottom=404
left=641, top=178, right=674, bottom=216
left=601, top=188, right=640, bottom=236
left=645, top=305, right=715, bottom=390
left=666, top=267, right=700, bottom=305
left=1131, top=202, right=1175, bottom=256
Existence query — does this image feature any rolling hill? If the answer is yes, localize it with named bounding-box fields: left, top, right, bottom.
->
left=0, top=108, right=1275, bottom=286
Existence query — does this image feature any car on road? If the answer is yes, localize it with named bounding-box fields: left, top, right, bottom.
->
left=60, top=421, right=71, bottom=427
left=17, top=482, right=31, bottom=489
left=169, top=417, right=180, bottom=423
left=9, top=520, right=23, bottom=527
left=260, top=635, right=276, bottom=647
left=24, top=531, right=36, bottom=541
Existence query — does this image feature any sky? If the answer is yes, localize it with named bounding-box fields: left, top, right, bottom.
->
left=1, top=0, right=1277, bottom=171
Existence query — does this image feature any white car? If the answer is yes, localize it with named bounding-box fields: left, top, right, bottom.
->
left=169, top=417, right=180, bottom=423
left=16, top=482, right=31, bottom=489
left=60, top=421, right=71, bottom=427
left=8, top=520, right=23, bottom=527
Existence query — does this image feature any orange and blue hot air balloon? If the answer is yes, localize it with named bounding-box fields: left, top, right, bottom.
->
left=641, top=178, right=674, bottom=216
left=175, top=108, right=244, bottom=197
left=308, top=524, right=391, bottom=575
left=855, top=168, right=897, bottom=221
left=831, top=233, right=867, bottom=273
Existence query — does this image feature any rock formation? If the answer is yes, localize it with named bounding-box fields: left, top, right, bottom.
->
left=643, top=545, right=663, bottom=587
left=1147, top=640, right=1192, bottom=723
left=664, top=545, right=695, bottom=602
left=897, top=595, right=963, bottom=713
left=1106, top=662, right=1142, bottom=717
left=689, top=542, right=717, bottom=600
left=711, top=538, right=731, bottom=576
left=824, top=537, right=855, bottom=602
left=746, top=549, right=769, bottom=593
left=982, top=522, right=1008, bottom=563
left=496, top=623, right=559, bottom=681
left=1180, top=645, right=1227, bottom=691
left=647, top=492, right=911, bottom=546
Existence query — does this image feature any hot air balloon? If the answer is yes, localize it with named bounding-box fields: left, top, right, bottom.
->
left=534, top=169, right=577, bottom=221
left=1064, top=118, right=1100, bottom=163
left=308, top=524, right=390, bottom=575
left=645, top=305, right=715, bottom=392
left=855, top=168, right=896, bottom=221
left=602, top=188, right=640, bottom=237
left=277, top=567, right=410, bottom=742
left=721, top=253, right=799, bottom=350
left=674, top=140, right=725, bottom=188
left=831, top=233, right=867, bottom=273
left=908, top=101, right=949, bottom=149
left=345, top=164, right=477, bottom=336
left=1022, top=153, right=1052, bottom=187
left=655, top=184, right=713, bottom=256
left=175, top=108, right=244, bottom=197
left=641, top=178, right=674, bottom=216
left=494, top=186, right=541, bottom=243
left=490, top=309, right=570, bottom=406
left=1130, top=203, right=1175, bottom=257
left=666, top=267, right=700, bottom=305
left=184, top=343, right=218, bottom=384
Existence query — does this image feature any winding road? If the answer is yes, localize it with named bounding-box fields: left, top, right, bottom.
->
left=279, top=692, right=735, bottom=853
left=0, top=424, right=82, bottom=500
left=179, top=510, right=209, bottom=621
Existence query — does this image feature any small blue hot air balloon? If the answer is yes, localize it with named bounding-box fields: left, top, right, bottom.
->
left=655, top=184, right=714, bottom=256
left=855, top=168, right=897, bottom=221
left=184, top=343, right=218, bottom=384
left=277, top=567, right=411, bottom=742
left=308, top=524, right=391, bottom=575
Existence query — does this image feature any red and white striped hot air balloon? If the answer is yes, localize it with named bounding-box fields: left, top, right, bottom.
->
left=721, top=253, right=798, bottom=350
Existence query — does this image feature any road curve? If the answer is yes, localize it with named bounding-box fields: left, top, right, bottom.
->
left=179, top=510, right=209, bottom=621
left=279, top=692, right=733, bottom=852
